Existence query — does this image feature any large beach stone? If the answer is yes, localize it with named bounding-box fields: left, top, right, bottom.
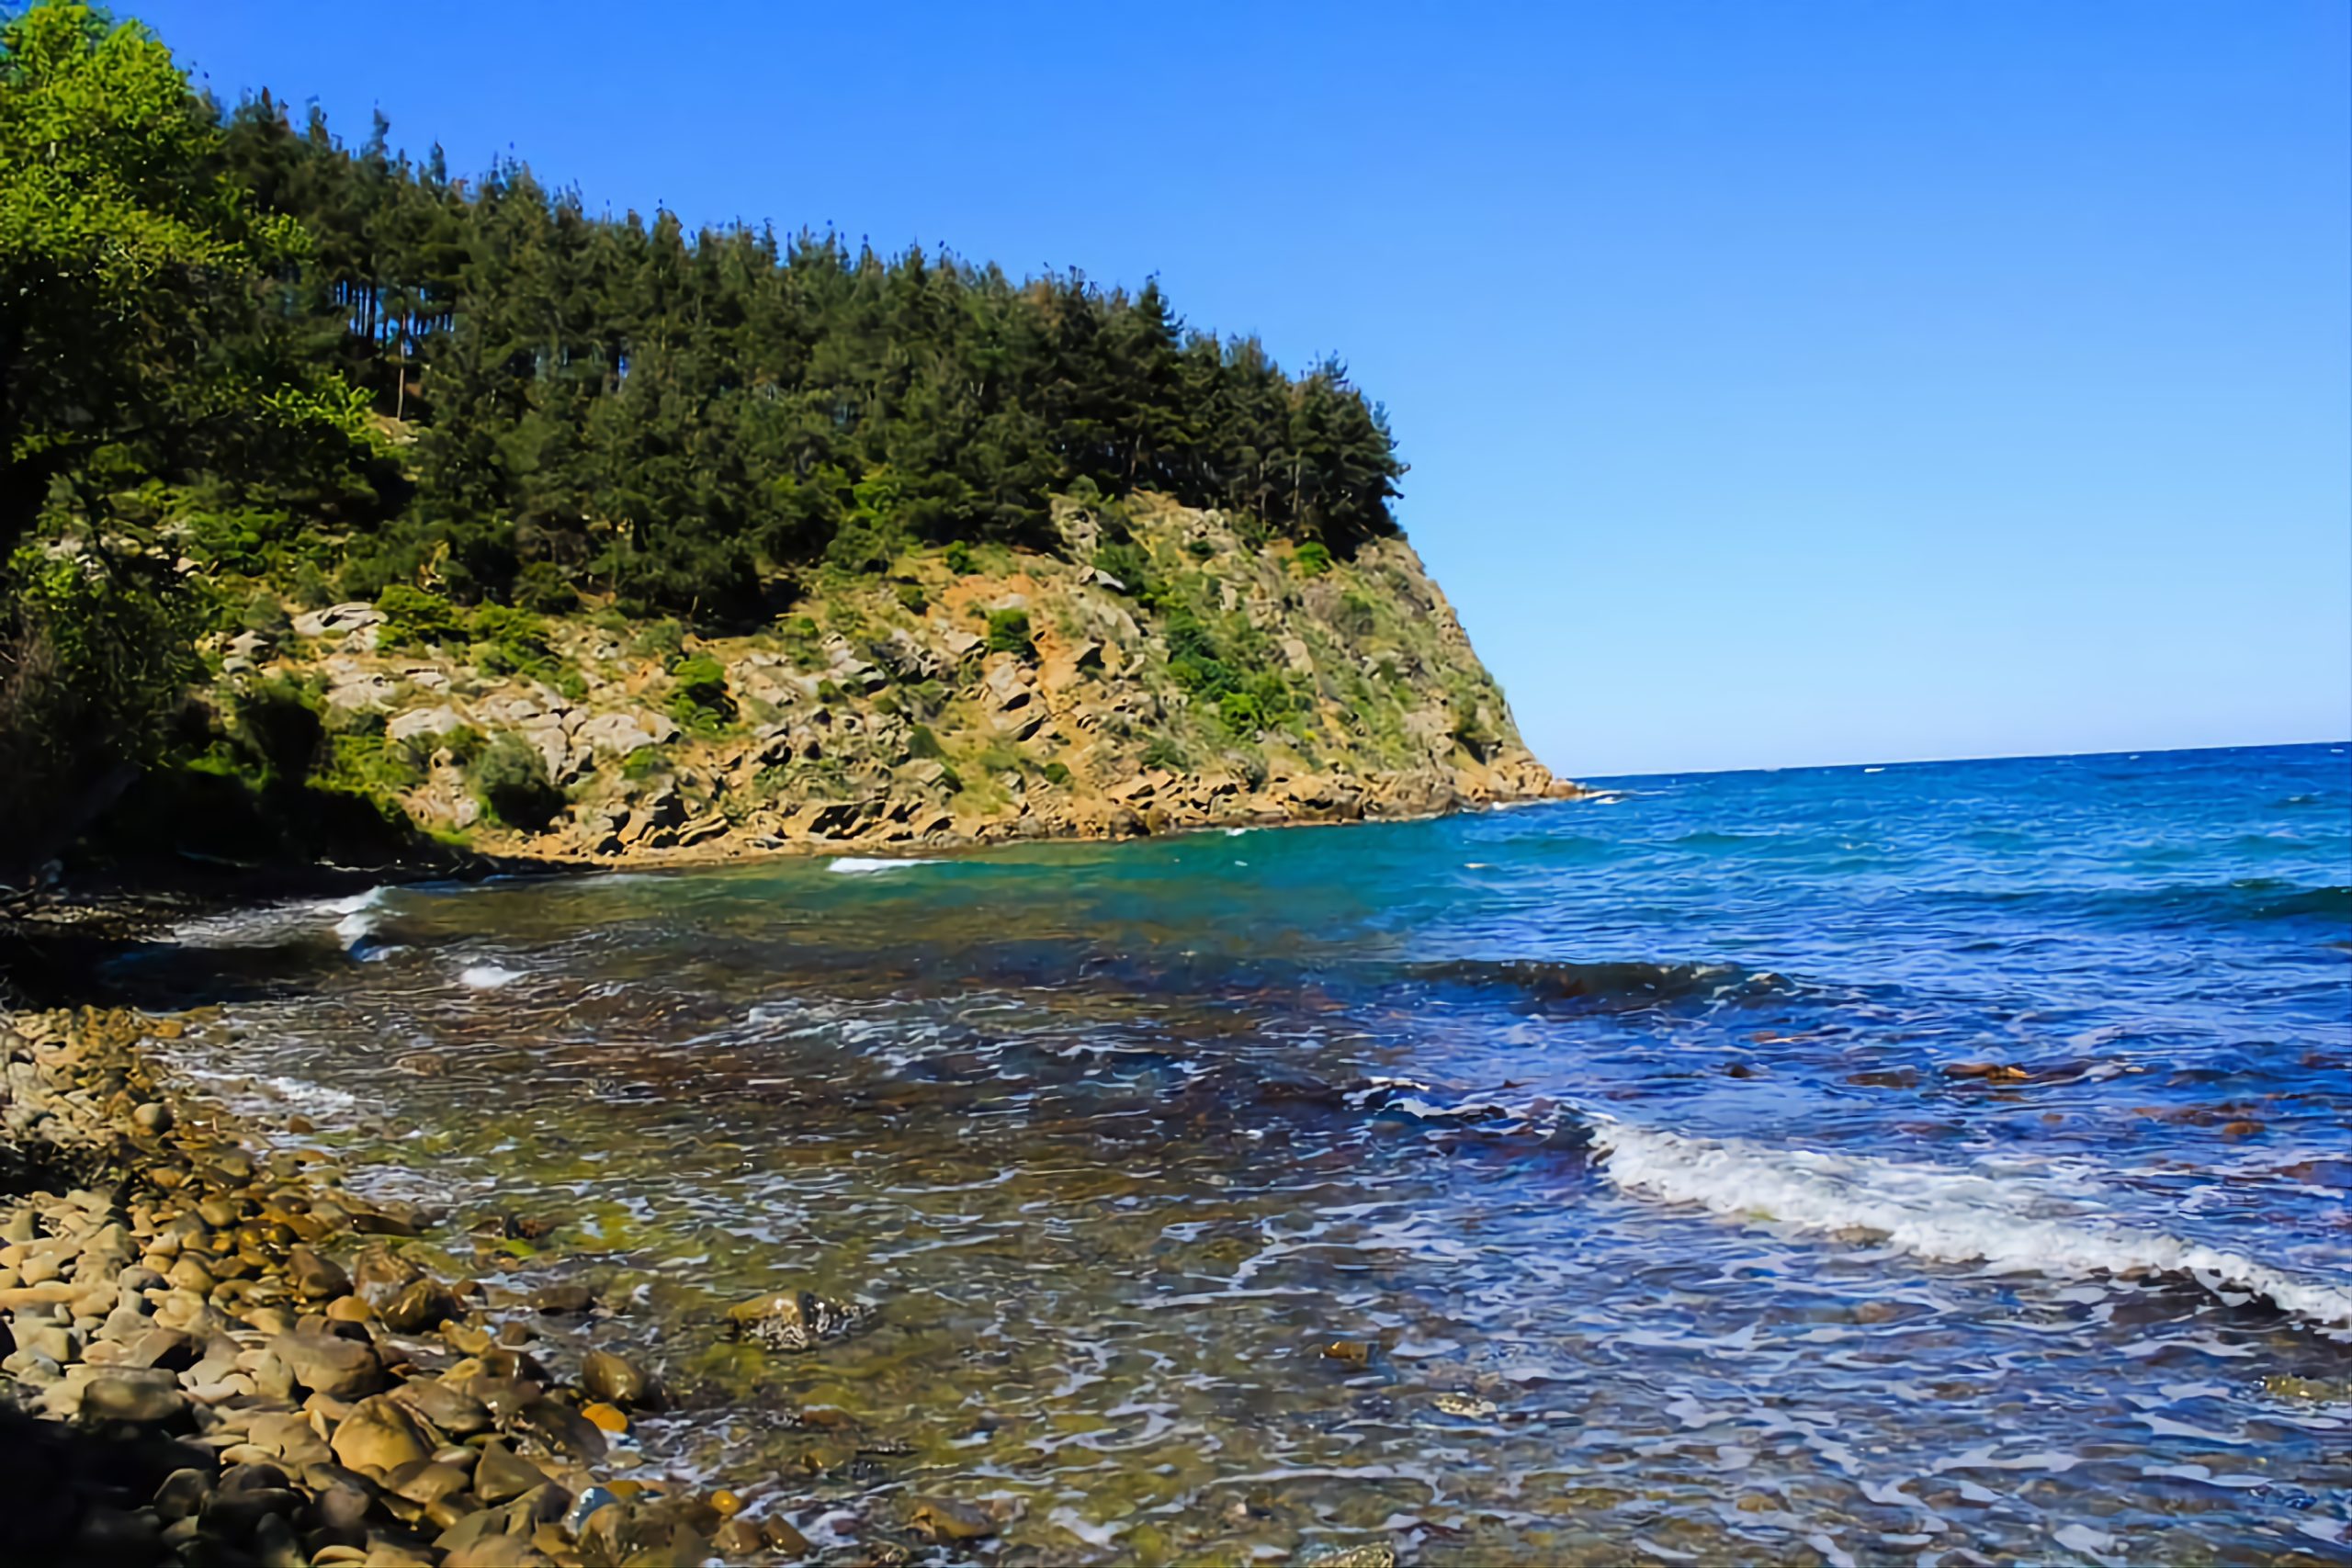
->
left=81, top=1371, right=187, bottom=1425
left=391, top=1377, right=490, bottom=1437
left=330, top=1394, right=430, bottom=1476
left=271, top=1328, right=383, bottom=1399
left=287, top=1245, right=351, bottom=1300
left=380, top=1276, right=458, bottom=1333
left=471, top=1440, right=549, bottom=1505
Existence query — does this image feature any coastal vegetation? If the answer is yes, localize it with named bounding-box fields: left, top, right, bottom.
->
left=0, top=0, right=1552, bottom=881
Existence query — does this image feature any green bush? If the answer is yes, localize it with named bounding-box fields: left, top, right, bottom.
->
left=902, top=677, right=948, bottom=718
left=825, top=516, right=896, bottom=573
left=1092, top=540, right=1152, bottom=597
left=1217, top=691, right=1267, bottom=735
left=514, top=561, right=578, bottom=614
left=907, top=723, right=945, bottom=760
left=288, top=561, right=335, bottom=610
left=1292, top=541, right=1334, bottom=577
left=322, top=730, right=424, bottom=797
left=894, top=581, right=928, bottom=614
left=1140, top=735, right=1189, bottom=771
left=1041, top=760, right=1071, bottom=787
left=470, top=734, right=564, bottom=831
left=238, top=594, right=291, bottom=639
left=667, top=653, right=734, bottom=731
left=231, top=678, right=325, bottom=784
left=628, top=618, right=686, bottom=663
left=375, top=584, right=466, bottom=648
left=943, top=541, right=976, bottom=576
left=985, top=609, right=1034, bottom=658
left=436, top=724, right=487, bottom=767
left=1186, top=536, right=1216, bottom=561
left=469, top=603, right=557, bottom=678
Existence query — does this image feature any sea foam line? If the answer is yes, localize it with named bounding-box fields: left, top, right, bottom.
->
left=1592, top=1122, right=2352, bottom=1327
left=825, top=856, right=944, bottom=875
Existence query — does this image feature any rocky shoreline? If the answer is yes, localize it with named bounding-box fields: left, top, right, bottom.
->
left=0, top=1005, right=926, bottom=1566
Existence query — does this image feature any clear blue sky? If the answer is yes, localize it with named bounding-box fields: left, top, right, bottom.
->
left=129, top=0, right=2350, bottom=776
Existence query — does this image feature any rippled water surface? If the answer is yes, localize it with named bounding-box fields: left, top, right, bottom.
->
left=131, top=744, right=2352, bottom=1563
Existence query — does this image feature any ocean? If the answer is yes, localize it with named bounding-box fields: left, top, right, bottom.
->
left=138, top=742, right=2352, bottom=1562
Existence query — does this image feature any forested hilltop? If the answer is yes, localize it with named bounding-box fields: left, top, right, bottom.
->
left=0, top=1, right=1563, bottom=879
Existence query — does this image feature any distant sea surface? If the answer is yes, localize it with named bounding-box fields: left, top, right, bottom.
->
left=141, top=743, right=2352, bottom=1562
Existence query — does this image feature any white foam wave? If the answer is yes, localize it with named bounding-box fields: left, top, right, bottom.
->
left=1593, top=1122, right=2352, bottom=1327
left=458, top=963, right=523, bottom=989
left=169, top=886, right=392, bottom=948
left=825, top=856, right=944, bottom=875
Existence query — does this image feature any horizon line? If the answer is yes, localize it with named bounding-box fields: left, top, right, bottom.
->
left=1574, top=737, right=2349, bottom=784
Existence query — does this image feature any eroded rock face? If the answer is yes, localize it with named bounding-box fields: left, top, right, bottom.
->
left=292, top=602, right=386, bottom=640
left=212, top=498, right=1569, bottom=865
left=574, top=711, right=679, bottom=758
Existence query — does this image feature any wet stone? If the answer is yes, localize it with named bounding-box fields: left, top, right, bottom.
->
left=387, top=1459, right=472, bottom=1507
left=390, top=1377, right=492, bottom=1437
left=726, top=1287, right=876, bottom=1352
left=471, top=1440, right=548, bottom=1505
left=153, top=1466, right=213, bottom=1522
left=526, top=1282, right=594, bottom=1314
left=288, top=1245, right=352, bottom=1300
left=909, top=1496, right=998, bottom=1541
left=580, top=1346, right=660, bottom=1409
left=380, top=1276, right=458, bottom=1333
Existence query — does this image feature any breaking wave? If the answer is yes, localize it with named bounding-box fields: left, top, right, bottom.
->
left=1592, top=1122, right=2352, bottom=1328
left=167, top=886, right=392, bottom=949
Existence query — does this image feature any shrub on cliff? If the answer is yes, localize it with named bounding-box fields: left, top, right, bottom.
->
left=469, top=604, right=556, bottom=678
left=375, top=585, right=465, bottom=648
left=985, top=610, right=1035, bottom=658
left=470, top=735, right=564, bottom=831
left=667, top=655, right=735, bottom=732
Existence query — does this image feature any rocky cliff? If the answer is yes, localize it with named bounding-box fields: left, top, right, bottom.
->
left=215, top=497, right=1569, bottom=863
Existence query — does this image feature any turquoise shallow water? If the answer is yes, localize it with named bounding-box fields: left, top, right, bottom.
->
left=139, top=742, right=2351, bottom=1562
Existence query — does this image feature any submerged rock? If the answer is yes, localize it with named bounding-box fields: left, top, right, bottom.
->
left=580, top=1347, right=660, bottom=1409
left=909, top=1496, right=998, bottom=1541
left=1298, top=1543, right=1399, bottom=1568
left=726, top=1287, right=876, bottom=1352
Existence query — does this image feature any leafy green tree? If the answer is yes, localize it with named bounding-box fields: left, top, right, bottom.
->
left=0, top=1, right=373, bottom=875
left=0, top=1, right=369, bottom=553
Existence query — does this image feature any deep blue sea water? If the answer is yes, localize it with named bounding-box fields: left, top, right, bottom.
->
left=145, top=742, right=2352, bottom=1562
